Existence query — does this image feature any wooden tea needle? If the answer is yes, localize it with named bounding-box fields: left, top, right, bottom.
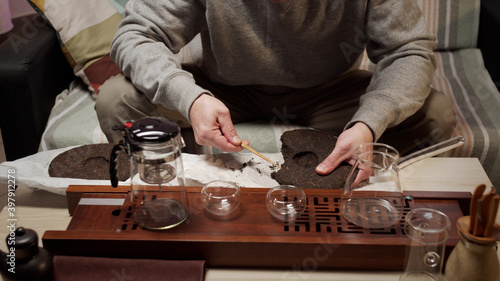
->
left=241, top=143, right=281, bottom=169
left=475, top=189, right=496, bottom=236
left=483, top=195, right=499, bottom=237
left=470, top=184, right=486, bottom=234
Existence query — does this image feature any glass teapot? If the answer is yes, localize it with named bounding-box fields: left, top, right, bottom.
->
left=110, top=117, right=189, bottom=230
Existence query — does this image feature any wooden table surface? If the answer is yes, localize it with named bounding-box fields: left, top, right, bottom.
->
left=0, top=157, right=497, bottom=280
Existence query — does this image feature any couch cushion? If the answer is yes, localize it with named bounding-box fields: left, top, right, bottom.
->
left=417, top=0, right=480, bottom=51
left=109, top=0, right=128, bottom=15
left=38, top=80, right=108, bottom=152
left=37, top=80, right=303, bottom=154
left=359, top=47, right=500, bottom=186
left=358, top=0, right=482, bottom=69
left=358, top=0, right=498, bottom=185
left=432, top=49, right=500, bottom=186
left=27, top=0, right=123, bottom=94
left=361, top=48, right=500, bottom=185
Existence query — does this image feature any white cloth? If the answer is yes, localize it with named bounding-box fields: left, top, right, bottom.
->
left=183, top=153, right=282, bottom=188
left=0, top=146, right=282, bottom=195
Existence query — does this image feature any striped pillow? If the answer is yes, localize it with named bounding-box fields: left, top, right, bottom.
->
left=27, top=0, right=125, bottom=94
left=417, top=0, right=480, bottom=51
left=109, top=0, right=128, bottom=16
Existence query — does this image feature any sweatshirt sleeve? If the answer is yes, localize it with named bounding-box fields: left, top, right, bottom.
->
left=110, top=0, right=209, bottom=122
left=346, top=0, right=437, bottom=141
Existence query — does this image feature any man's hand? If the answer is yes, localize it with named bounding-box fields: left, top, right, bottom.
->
left=189, top=94, right=247, bottom=152
left=316, top=122, right=374, bottom=175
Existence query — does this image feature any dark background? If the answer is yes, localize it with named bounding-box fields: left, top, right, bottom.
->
left=477, top=0, right=500, bottom=91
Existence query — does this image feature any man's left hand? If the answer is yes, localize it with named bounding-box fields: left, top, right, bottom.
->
left=316, top=122, right=374, bottom=175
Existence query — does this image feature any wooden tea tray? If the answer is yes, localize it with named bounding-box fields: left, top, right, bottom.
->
left=42, top=185, right=470, bottom=271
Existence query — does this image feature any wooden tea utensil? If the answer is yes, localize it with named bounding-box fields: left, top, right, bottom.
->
left=483, top=194, right=500, bottom=237
left=470, top=184, right=486, bottom=235
left=475, top=189, right=497, bottom=236
left=241, top=143, right=281, bottom=169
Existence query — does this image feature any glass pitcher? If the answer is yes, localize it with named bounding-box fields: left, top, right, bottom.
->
left=340, top=143, right=404, bottom=229
left=110, top=117, right=189, bottom=230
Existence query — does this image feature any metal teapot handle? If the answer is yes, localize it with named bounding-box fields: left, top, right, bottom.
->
left=109, top=142, right=124, bottom=188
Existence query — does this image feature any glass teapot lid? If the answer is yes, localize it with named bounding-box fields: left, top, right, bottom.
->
left=117, top=117, right=184, bottom=151
left=127, top=117, right=180, bottom=143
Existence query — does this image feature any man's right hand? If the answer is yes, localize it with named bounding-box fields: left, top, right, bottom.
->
left=189, top=94, right=247, bottom=152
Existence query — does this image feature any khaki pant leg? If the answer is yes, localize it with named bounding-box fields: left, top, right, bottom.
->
left=96, top=70, right=456, bottom=156
left=258, top=70, right=456, bottom=156
left=270, top=70, right=456, bottom=155
left=185, top=66, right=456, bottom=156
left=95, top=73, right=190, bottom=143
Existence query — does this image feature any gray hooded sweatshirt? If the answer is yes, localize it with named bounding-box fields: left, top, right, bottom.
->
left=111, top=0, right=437, bottom=140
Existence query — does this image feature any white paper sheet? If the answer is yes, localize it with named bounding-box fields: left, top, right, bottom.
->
left=0, top=146, right=282, bottom=195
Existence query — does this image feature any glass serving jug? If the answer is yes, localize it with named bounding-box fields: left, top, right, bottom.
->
left=110, top=117, right=189, bottom=230
left=341, top=137, right=465, bottom=229
left=340, top=143, right=404, bottom=229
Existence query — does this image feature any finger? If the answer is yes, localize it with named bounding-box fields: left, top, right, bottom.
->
left=195, top=124, right=242, bottom=152
left=211, top=133, right=242, bottom=151
left=218, top=113, right=242, bottom=146
left=316, top=137, right=357, bottom=175
left=316, top=150, right=348, bottom=175
left=193, top=125, right=244, bottom=152
left=352, top=165, right=371, bottom=186
left=205, top=127, right=244, bottom=152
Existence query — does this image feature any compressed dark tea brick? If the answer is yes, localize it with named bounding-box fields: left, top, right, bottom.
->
left=271, top=129, right=351, bottom=189
left=49, top=144, right=130, bottom=181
